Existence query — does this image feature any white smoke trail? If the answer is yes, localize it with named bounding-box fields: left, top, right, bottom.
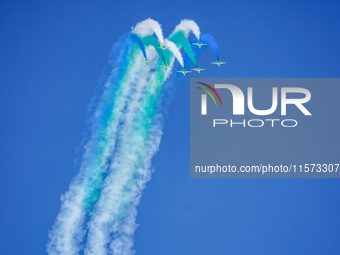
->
left=110, top=122, right=162, bottom=254
left=164, top=39, right=184, bottom=67
left=85, top=23, right=194, bottom=253
left=173, top=19, right=201, bottom=40
left=133, top=18, right=164, bottom=45
left=49, top=18, right=202, bottom=255
left=47, top=44, right=158, bottom=255
left=85, top=47, right=163, bottom=255
left=86, top=121, right=162, bottom=255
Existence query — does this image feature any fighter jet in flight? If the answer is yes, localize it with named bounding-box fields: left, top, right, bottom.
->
left=157, top=45, right=171, bottom=51
left=191, top=67, right=205, bottom=73
left=160, top=64, right=172, bottom=70
left=192, top=42, right=207, bottom=48
left=212, top=61, right=226, bottom=67
left=177, top=69, right=192, bottom=76
left=141, top=58, right=153, bottom=65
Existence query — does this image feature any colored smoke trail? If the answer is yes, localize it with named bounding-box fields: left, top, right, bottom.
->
left=173, top=19, right=201, bottom=40
left=164, top=39, right=184, bottom=67
left=168, top=30, right=197, bottom=66
left=86, top=66, right=166, bottom=255
left=48, top=18, right=218, bottom=255
left=48, top=42, right=157, bottom=255
left=133, top=18, right=164, bottom=45
left=130, top=33, right=147, bottom=59
left=141, top=35, right=166, bottom=64
left=198, top=33, right=220, bottom=60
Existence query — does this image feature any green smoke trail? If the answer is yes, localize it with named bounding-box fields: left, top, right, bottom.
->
left=81, top=44, right=143, bottom=211
left=124, top=32, right=197, bottom=180
left=141, top=35, right=166, bottom=64
left=49, top=19, right=204, bottom=255
left=48, top=39, right=158, bottom=255
left=104, top=30, right=200, bottom=227
left=168, top=29, right=197, bottom=66
left=85, top=56, right=168, bottom=254
left=84, top=52, right=165, bottom=253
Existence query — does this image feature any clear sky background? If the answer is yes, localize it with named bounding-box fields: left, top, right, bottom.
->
left=0, top=0, right=339, bottom=254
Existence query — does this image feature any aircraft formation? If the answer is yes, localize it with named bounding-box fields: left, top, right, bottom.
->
left=140, top=41, right=225, bottom=76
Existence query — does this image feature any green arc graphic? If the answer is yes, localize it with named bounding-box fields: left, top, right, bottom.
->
left=197, top=87, right=217, bottom=106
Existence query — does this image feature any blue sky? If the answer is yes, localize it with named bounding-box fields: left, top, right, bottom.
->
left=0, top=0, right=339, bottom=254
